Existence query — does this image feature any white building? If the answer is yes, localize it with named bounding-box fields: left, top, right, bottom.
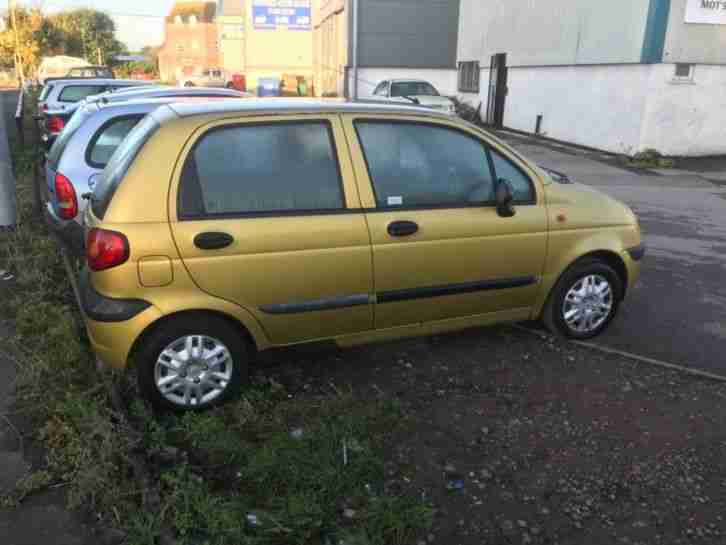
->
left=456, top=0, right=726, bottom=156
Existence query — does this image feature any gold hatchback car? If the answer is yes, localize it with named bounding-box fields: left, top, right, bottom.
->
left=81, top=99, right=644, bottom=410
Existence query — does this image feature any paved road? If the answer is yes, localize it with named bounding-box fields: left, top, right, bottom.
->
left=504, top=133, right=726, bottom=375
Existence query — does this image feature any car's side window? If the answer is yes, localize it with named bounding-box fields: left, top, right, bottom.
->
left=355, top=121, right=495, bottom=209
left=489, top=148, right=536, bottom=203
left=179, top=121, right=345, bottom=218
left=87, top=116, right=144, bottom=168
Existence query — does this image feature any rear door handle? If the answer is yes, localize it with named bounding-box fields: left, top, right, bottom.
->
left=194, top=232, right=234, bottom=250
left=387, top=220, right=419, bottom=237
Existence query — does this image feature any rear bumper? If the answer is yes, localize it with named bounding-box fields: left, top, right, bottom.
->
left=79, top=268, right=161, bottom=370
left=43, top=202, right=85, bottom=256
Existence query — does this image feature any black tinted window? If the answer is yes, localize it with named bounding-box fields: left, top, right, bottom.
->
left=58, top=85, right=108, bottom=102
left=92, top=115, right=160, bottom=219
left=490, top=149, right=535, bottom=203
left=179, top=122, right=344, bottom=218
left=356, top=121, right=494, bottom=208
left=87, top=116, right=143, bottom=168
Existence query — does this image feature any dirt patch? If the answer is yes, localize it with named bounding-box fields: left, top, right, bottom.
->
left=263, top=326, right=726, bottom=544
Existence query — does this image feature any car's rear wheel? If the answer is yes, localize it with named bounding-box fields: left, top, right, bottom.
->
left=136, top=314, right=248, bottom=411
left=542, top=258, right=623, bottom=339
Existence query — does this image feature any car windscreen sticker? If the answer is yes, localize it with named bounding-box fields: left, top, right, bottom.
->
left=387, top=196, right=403, bottom=206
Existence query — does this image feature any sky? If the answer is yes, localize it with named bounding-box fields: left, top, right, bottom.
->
left=24, top=0, right=178, bottom=51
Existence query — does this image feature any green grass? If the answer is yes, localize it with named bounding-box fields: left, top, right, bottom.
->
left=0, top=116, right=432, bottom=544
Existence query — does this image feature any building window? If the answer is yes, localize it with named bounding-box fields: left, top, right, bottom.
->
left=174, top=15, right=183, bottom=24
left=192, top=40, right=199, bottom=50
left=189, top=15, right=198, bottom=26
left=458, top=61, right=480, bottom=93
left=176, top=44, right=184, bottom=53
left=673, top=63, right=694, bottom=82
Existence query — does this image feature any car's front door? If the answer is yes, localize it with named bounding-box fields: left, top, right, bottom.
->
left=342, top=114, right=548, bottom=329
left=169, top=115, right=374, bottom=344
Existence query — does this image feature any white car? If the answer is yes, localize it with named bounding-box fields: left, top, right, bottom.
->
left=370, top=79, right=456, bottom=114
left=182, top=68, right=232, bottom=88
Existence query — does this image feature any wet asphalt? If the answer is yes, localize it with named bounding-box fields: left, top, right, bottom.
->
left=505, top=133, right=726, bottom=375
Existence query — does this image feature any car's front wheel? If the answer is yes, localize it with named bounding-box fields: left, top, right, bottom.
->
left=542, top=258, right=623, bottom=339
left=136, top=314, right=248, bottom=411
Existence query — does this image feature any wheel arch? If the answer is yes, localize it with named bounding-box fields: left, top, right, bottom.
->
left=128, top=309, right=259, bottom=367
left=534, top=248, right=628, bottom=320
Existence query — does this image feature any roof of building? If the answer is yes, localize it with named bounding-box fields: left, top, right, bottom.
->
left=166, top=1, right=217, bottom=23
left=163, top=98, right=454, bottom=119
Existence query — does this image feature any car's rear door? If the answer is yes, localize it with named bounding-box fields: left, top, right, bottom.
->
left=168, top=114, right=374, bottom=345
left=341, top=113, right=548, bottom=330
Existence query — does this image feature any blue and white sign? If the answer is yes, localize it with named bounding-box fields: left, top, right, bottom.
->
left=253, top=0, right=311, bottom=31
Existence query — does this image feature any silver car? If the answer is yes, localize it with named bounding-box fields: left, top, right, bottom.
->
left=44, top=95, right=246, bottom=253
left=39, top=78, right=153, bottom=146
left=84, top=85, right=251, bottom=106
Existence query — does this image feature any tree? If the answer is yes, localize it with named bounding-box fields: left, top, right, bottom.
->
left=49, top=9, right=128, bottom=65
left=0, top=8, right=46, bottom=77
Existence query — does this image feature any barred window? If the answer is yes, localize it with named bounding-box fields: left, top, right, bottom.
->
left=458, top=61, right=480, bottom=93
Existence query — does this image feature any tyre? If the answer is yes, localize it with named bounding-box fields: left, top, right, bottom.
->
left=225, top=82, right=234, bottom=89
left=136, top=313, right=248, bottom=411
left=542, top=258, right=623, bottom=339
left=184, top=81, right=195, bottom=87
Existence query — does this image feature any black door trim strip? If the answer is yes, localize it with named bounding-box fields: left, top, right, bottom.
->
left=377, top=276, right=538, bottom=304
left=258, top=277, right=537, bottom=315
left=259, top=294, right=371, bottom=315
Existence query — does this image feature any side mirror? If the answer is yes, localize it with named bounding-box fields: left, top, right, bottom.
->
left=495, top=179, right=516, bottom=218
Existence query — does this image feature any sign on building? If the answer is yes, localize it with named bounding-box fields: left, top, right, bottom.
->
left=252, top=0, right=311, bottom=30
left=685, top=0, right=726, bottom=24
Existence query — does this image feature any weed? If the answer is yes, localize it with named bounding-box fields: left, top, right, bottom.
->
left=2, top=125, right=433, bottom=545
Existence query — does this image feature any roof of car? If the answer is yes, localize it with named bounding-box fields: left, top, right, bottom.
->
left=98, top=95, right=237, bottom=111
left=97, top=86, right=250, bottom=102
left=388, top=79, right=434, bottom=84
left=164, top=98, right=452, bottom=119
left=51, top=78, right=144, bottom=86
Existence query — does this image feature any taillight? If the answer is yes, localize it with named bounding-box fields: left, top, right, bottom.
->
left=42, top=103, right=48, bottom=112
left=86, top=228, right=129, bottom=271
left=47, top=115, right=65, bottom=133
left=54, top=173, right=78, bottom=219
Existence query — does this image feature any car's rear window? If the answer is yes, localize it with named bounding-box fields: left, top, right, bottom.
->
left=58, top=85, right=108, bottom=103
left=47, top=105, right=96, bottom=168
left=39, top=84, right=54, bottom=101
left=91, top=114, right=160, bottom=219
left=87, top=115, right=144, bottom=168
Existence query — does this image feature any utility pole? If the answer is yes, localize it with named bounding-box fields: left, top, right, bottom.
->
left=9, top=0, right=25, bottom=84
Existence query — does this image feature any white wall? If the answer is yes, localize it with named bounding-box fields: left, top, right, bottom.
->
left=457, top=62, right=726, bottom=157
left=640, top=64, right=726, bottom=156
left=460, top=64, right=653, bottom=155
left=350, top=67, right=457, bottom=98
left=664, top=0, right=726, bottom=64
left=458, top=0, right=651, bottom=67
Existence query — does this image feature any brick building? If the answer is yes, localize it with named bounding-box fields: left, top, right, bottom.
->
left=158, top=1, right=220, bottom=83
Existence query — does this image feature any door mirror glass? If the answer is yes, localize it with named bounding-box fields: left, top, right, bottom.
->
left=495, top=178, right=515, bottom=217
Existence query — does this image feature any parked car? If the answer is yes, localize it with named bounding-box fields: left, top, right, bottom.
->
left=65, top=65, right=114, bottom=79
left=44, top=93, right=247, bottom=254
left=370, top=79, right=456, bottom=114
left=80, top=99, right=644, bottom=411
left=38, top=79, right=153, bottom=147
left=182, top=68, right=236, bottom=89
left=83, top=85, right=251, bottom=107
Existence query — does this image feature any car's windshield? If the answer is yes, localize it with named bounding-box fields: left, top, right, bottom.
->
left=390, top=81, right=439, bottom=97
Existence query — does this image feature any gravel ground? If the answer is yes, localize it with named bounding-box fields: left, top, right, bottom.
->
left=261, top=325, right=726, bottom=545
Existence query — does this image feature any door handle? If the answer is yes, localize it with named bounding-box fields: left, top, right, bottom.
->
left=194, top=232, right=234, bottom=250
left=387, top=220, right=419, bottom=237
